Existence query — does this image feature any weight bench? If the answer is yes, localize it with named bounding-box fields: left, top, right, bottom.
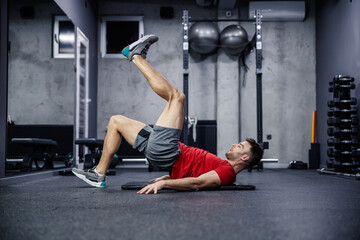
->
left=74, top=138, right=117, bottom=175
left=122, top=182, right=256, bottom=191
left=10, top=138, right=58, bottom=170
left=75, top=138, right=104, bottom=169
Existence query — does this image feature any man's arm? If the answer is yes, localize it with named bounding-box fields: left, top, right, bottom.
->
left=137, top=170, right=221, bottom=194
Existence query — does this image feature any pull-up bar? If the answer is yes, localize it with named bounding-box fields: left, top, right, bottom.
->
left=189, top=18, right=255, bottom=23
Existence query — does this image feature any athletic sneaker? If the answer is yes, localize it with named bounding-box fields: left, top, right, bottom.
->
left=122, top=34, right=159, bottom=61
left=72, top=167, right=106, bottom=188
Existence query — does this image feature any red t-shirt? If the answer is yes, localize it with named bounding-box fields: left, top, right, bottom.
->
left=170, top=142, right=236, bottom=185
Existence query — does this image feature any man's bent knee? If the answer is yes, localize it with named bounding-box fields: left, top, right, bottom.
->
left=170, top=89, right=185, bottom=104
left=108, top=115, right=125, bottom=128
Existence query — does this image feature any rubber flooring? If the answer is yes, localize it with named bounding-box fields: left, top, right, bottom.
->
left=1, top=169, right=359, bottom=240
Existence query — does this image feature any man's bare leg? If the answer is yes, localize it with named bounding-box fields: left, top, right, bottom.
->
left=73, top=35, right=172, bottom=187
left=95, top=115, right=146, bottom=175
left=96, top=54, right=185, bottom=175
left=132, top=56, right=185, bottom=130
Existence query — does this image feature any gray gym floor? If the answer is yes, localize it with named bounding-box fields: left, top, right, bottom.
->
left=1, top=169, right=359, bottom=240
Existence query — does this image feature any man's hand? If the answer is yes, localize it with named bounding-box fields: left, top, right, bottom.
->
left=137, top=181, right=165, bottom=194
left=150, top=175, right=171, bottom=183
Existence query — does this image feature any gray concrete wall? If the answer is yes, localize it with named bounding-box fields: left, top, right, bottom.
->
left=240, top=3, right=316, bottom=166
left=8, top=0, right=74, bottom=125
left=216, top=9, right=242, bottom=159
left=316, top=0, right=360, bottom=167
left=98, top=0, right=316, bottom=166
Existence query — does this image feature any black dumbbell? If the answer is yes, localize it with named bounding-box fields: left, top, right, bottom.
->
left=328, top=127, right=359, bottom=136
left=331, top=107, right=358, bottom=115
left=327, top=138, right=359, bottom=146
left=327, top=116, right=358, bottom=126
left=333, top=83, right=356, bottom=89
left=332, top=97, right=357, bottom=106
left=334, top=107, right=357, bottom=112
left=333, top=75, right=354, bottom=83
left=327, top=148, right=352, bottom=157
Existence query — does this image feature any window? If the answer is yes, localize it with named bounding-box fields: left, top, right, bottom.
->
left=53, top=16, right=75, bottom=58
left=100, top=16, right=144, bottom=58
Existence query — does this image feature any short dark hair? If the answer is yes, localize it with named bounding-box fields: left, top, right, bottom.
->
left=246, top=138, right=264, bottom=168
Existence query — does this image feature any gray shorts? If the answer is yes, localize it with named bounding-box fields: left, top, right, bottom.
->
left=132, top=125, right=182, bottom=168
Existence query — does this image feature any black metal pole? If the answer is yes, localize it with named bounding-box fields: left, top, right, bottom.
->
left=182, top=10, right=189, bottom=145
left=256, top=74, right=263, bottom=144
left=255, top=10, right=263, bottom=145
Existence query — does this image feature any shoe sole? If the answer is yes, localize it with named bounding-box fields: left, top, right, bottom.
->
left=128, top=34, right=158, bottom=51
left=72, top=169, right=106, bottom=188
left=122, top=35, right=158, bottom=60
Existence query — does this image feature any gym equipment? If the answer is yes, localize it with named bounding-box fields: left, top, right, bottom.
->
left=253, top=10, right=269, bottom=151
left=6, top=124, right=74, bottom=173
left=182, top=10, right=269, bottom=169
left=326, top=74, right=359, bottom=174
left=188, top=22, right=219, bottom=54
left=329, top=98, right=357, bottom=106
left=317, top=168, right=360, bottom=180
left=327, top=138, right=358, bottom=147
left=73, top=138, right=116, bottom=176
left=308, top=110, right=320, bottom=169
left=220, top=25, right=248, bottom=55
left=329, top=84, right=356, bottom=92
left=327, top=127, right=358, bottom=136
left=329, top=75, right=354, bottom=83
left=327, top=116, right=358, bottom=126
left=75, top=138, right=104, bottom=169
left=327, top=148, right=358, bottom=157
left=121, top=181, right=256, bottom=191
left=328, top=107, right=358, bottom=117
left=288, top=161, right=307, bottom=169
left=10, top=138, right=57, bottom=170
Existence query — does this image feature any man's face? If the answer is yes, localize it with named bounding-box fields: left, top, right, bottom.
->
left=225, top=141, right=251, bottom=161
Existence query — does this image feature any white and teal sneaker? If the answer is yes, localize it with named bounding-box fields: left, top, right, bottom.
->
left=72, top=167, right=107, bottom=188
left=122, top=34, right=159, bottom=61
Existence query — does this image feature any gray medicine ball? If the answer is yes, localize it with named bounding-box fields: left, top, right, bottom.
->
left=220, top=25, right=248, bottom=56
left=189, top=22, right=219, bottom=54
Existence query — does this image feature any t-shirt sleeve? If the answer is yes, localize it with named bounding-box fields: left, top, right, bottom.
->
left=214, top=164, right=236, bottom=185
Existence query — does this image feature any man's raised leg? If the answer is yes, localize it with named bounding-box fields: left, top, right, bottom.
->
left=122, top=34, right=185, bottom=130
left=132, top=56, right=185, bottom=130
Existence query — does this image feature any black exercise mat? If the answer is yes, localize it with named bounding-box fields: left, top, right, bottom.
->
left=121, top=182, right=255, bottom=191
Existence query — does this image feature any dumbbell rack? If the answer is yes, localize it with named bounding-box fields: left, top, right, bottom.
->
left=327, top=75, right=360, bottom=173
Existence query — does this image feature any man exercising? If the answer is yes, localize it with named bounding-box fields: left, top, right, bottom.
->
left=72, top=35, right=263, bottom=194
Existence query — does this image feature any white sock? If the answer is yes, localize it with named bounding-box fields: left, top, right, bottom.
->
left=94, top=168, right=104, bottom=176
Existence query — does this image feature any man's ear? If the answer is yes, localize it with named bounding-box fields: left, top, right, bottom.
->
left=241, top=154, right=250, bottom=162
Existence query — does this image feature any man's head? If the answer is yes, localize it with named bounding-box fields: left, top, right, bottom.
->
left=225, top=138, right=264, bottom=169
